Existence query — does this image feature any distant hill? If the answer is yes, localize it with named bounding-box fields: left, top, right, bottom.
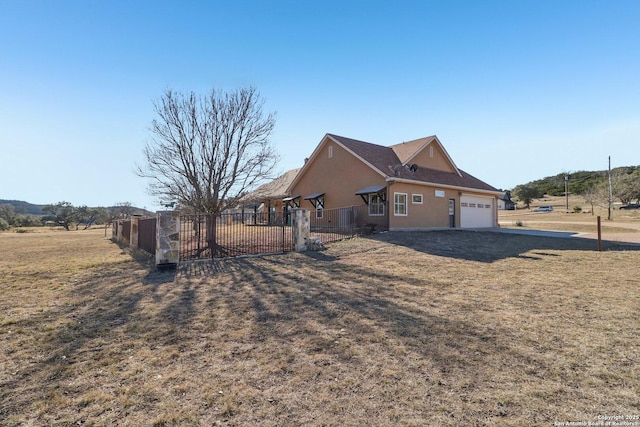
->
left=0, top=200, right=153, bottom=217
left=513, top=166, right=639, bottom=196
left=0, top=199, right=46, bottom=215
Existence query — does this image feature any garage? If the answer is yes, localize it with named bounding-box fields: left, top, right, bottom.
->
left=460, top=195, right=495, bottom=228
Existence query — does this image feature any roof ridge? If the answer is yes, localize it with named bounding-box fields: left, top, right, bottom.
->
left=327, top=133, right=390, bottom=149
left=389, top=135, right=436, bottom=148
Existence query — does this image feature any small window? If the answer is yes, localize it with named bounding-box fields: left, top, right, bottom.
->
left=328, top=145, right=333, bottom=159
left=461, top=202, right=468, bottom=207
left=394, top=193, right=407, bottom=216
left=429, top=145, right=434, bottom=158
left=316, top=196, right=324, bottom=218
left=369, top=194, right=384, bottom=216
left=469, top=203, right=476, bottom=208
left=412, top=194, right=423, bottom=204
left=485, top=204, right=491, bottom=209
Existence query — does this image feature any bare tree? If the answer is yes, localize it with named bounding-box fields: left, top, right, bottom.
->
left=583, top=183, right=609, bottom=215
left=136, top=86, right=279, bottom=254
left=114, top=201, right=133, bottom=218
left=136, top=86, right=279, bottom=215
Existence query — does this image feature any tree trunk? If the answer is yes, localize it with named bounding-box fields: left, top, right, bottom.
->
left=205, top=215, right=218, bottom=258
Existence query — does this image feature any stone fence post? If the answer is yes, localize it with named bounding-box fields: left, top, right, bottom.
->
left=292, top=208, right=310, bottom=252
left=156, top=211, right=180, bottom=268
left=130, top=217, right=139, bottom=249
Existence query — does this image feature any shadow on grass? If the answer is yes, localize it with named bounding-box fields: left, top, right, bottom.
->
left=360, top=230, right=640, bottom=263
left=3, top=230, right=637, bottom=423
left=1, top=243, right=187, bottom=422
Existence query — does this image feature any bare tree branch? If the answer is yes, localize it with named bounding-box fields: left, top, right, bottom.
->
left=136, top=87, right=279, bottom=215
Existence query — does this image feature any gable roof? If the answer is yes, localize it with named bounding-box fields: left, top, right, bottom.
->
left=390, top=136, right=436, bottom=164
left=327, top=134, right=400, bottom=176
left=241, top=168, right=300, bottom=203
left=287, top=133, right=499, bottom=194
left=391, top=135, right=461, bottom=174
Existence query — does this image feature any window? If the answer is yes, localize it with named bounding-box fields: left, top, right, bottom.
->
left=394, top=193, right=407, bottom=216
left=328, top=145, right=333, bottom=159
left=412, top=194, right=423, bottom=204
left=316, top=197, right=324, bottom=219
left=369, top=194, right=385, bottom=216
left=429, top=145, right=434, bottom=158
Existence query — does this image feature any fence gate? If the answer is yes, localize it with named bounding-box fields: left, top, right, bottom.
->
left=179, top=212, right=293, bottom=261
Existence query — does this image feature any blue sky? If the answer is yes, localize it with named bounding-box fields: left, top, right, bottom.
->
left=1, top=0, right=639, bottom=210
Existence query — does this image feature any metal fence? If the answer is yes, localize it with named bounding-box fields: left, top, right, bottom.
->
left=180, top=212, right=293, bottom=261
left=121, top=220, right=131, bottom=244
left=137, top=218, right=157, bottom=255
left=113, top=217, right=157, bottom=255
left=310, top=205, right=382, bottom=243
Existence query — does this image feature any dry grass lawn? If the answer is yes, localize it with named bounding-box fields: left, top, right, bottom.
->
left=1, top=226, right=639, bottom=426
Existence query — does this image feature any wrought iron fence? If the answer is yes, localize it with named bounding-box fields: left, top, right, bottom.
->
left=180, top=212, right=293, bottom=261
left=310, top=205, right=382, bottom=243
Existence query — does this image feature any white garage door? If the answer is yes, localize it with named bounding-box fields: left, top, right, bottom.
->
left=460, top=195, right=494, bottom=228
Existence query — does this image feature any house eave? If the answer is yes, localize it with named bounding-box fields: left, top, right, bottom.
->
left=386, top=177, right=502, bottom=196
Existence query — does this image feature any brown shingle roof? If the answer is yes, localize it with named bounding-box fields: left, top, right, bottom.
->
left=395, top=166, right=500, bottom=192
left=241, top=168, right=301, bottom=203
left=390, top=136, right=436, bottom=164
left=327, top=134, right=400, bottom=176
left=327, top=133, right=498, bottom=193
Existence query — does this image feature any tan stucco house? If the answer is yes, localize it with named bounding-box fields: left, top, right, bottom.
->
left=285, top=134, right=501, bottom=230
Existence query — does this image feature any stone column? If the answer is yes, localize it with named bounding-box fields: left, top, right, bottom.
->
left=156, top=211, right=180, bottom=268
left=130, top=217, right=139, bottom=249
left=292, top=208, right=310, bottom=252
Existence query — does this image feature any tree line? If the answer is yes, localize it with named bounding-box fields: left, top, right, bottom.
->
left=0, top=201, right=135, bottom=231
left=512, top=166, right=640, bottom=209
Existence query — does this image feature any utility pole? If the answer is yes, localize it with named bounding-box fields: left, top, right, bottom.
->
left=565, top=174, right=569, bottom=211
left=608, top=156, right=613, bottom=220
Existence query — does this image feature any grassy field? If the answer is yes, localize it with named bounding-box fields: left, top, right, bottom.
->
left=1, top=226, right=640, bottom=426
left=499, top=195, right=640, bottom=244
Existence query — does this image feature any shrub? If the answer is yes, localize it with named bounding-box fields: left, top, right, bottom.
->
left=514, top=220, right=524, bottom=227
left=573, top=206, right=582, bottom=213
left=0, top=218, right=9, bottom=231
